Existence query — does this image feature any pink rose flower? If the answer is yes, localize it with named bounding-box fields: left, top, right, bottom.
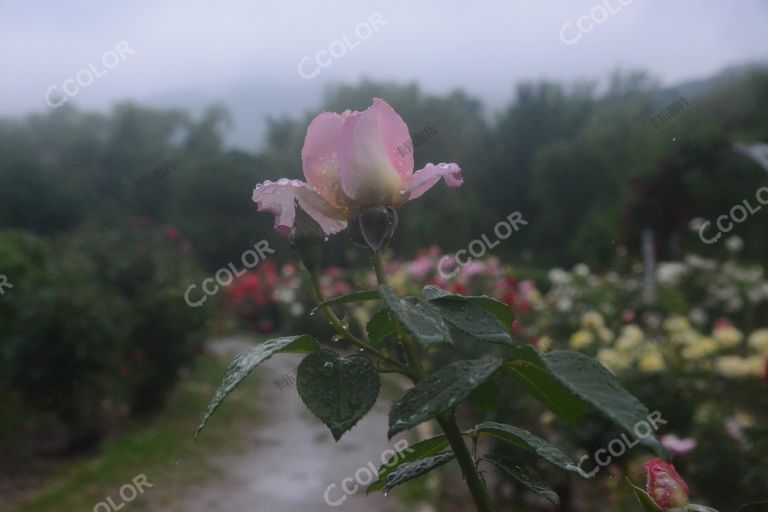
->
left=645, top=458, right=689, bottom=510
left=252, top=99, right=462, bottom=236
left=661, top=434, right=697, bottom=455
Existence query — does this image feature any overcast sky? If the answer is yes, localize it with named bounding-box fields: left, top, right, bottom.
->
left=2, top=0, right=767, bottom=143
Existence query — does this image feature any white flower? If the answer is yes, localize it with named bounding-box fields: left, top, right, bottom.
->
left=548, top=268, right=570, bottom=285
left=573, top=263, right=590, bottom=277
left=725, top=235, right=744, bottom=253
left=656, top=262, right=687, bottom=285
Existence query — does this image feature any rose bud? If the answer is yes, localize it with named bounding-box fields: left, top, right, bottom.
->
left=645, top=458, right=689, bottom=509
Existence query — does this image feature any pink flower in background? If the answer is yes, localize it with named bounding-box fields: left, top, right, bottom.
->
left=714, top=317, right=734, bottom=330
left=645, top=458, right=689, bottom=510
left=163, top=225, right=182, bottom=240
left=252, top=99, right=463, bottom=236
left=661, top=434, right=697, bottom=455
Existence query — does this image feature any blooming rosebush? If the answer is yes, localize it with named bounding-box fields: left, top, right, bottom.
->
left=0, top=225, right=208, bottom=447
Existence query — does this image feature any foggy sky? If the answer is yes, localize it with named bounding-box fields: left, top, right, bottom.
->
left=2, top=0, right=767, bottom=139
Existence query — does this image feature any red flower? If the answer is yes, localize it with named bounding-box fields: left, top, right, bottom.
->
left=645, top=458, right=689, bottom=510
left=622, top=309, right=636, bottom=323
left=163, top=226, right=182, bottom=240
left=450, top=283, right=467, bottom=295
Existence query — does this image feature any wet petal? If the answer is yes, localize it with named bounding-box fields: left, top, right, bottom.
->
left=338, top=99, right=412, bottom=205
left=404, top=163, right=463, bottom=202
left=301, top=111, right=351, bottom=210
left=252, top=178, right=346, bottom=236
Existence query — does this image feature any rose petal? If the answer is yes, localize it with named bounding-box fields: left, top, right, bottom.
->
left=301, top=111, right=351, bottom=210
left=404, top=162, right=463, bottom=201
left=252, top=178, right=346, bottom=236
left=338, top=99, right=412, bottom=205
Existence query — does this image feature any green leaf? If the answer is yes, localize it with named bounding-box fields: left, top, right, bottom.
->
left=388, top=358, right=502, bottom=438
left=481, top=454, right=560, bottom=506
left=502, top=346, right=589, bottom=424
left=626, top=478, right=663, bottom=512
left=472, top=422, right=588, bottom=478
left=382, top=452, right=455, bottom=493
left=196, top=335, right=317, bottom=437
left=423, top=285, right=515, bottom=331
left=429, top=298, right=517, bottom=347
left=544, top=351, right=666, bottom=456
left=367, top=308, right=397, bottom=344
left=468, top=379, right=501, bottom=413
left=296, top=350, right=380, bottom=441
left=311, top=290, right=380, bottom=314
left=368, top=435, right=450, bottom=494
left=379, top=285, right=451, bottom=348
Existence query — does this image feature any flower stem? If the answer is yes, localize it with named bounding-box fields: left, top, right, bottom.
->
left=438, top=414, right=495, bottom=512
left=308, top=270, right=412, bottom=375
left=370, top=250, right=495, bottom=512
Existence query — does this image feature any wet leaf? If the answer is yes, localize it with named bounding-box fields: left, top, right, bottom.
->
left=481, top=454, right=560, bottom=506
left=368, top=435, right=450, bottom=494
left=429, top=298, right=516, bottom=347
left=311, top=290, right=380, bottom=314
left=423, top=285, right=515, bottom=331
left=502, top=346, right=589, bottom=424
left=297, top=350, right=380, bottom=441
left=379, top=285, right=452, bottom=348
left=196, top=335, right=317, bottom=437
left=388, top=358, right=502, bottom=438
left=383, top=451, right=455, bottom=493
left=367, top=308, right=397, bottom=344
left=472, top=422, right=588, bottom=478
left=544, top=351, right=666, bottom=457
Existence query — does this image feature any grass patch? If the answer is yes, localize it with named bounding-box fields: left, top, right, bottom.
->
left=14, top=353, right=261, bottom=512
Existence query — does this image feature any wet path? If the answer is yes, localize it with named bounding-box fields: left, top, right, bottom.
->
left=153, top=337, right=406, bottom=512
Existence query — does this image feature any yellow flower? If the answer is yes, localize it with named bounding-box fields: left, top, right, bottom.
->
left=714, top=356, right=762, bottom=378
left=733, top=412, right=756, bottom=428
left=663, top=316, right=691, bottom=334
left=639, top=346, right=666, bottom=372
left=570, top=330, right=595, bottom=350
left=598, top=348, right=631, bottom=373
left=597, top=327, right=615, bottom=343
left=616, top=325, right=644, bottom=351
left=748, top=328, right=768, bottom=354
left=713, top=326, right=744, bottom=348
left=581, top=311, right=605, bottom=330
left=537, top=336, right=554, bottom=354
left=681, top=337, right=718, bottom=360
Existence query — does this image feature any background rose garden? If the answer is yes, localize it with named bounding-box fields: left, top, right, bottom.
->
left=1, top=63, right=768, bottom=510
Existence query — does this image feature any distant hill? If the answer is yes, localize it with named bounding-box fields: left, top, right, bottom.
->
left=142, top=61, right=768, bottom=152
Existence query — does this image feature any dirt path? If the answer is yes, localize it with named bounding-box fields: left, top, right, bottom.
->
left=152, top=337, right=408, bottom=512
